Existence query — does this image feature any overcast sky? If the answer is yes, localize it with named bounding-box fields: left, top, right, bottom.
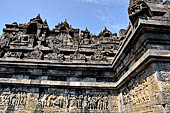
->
left=0, top=0, right=129, bottom=35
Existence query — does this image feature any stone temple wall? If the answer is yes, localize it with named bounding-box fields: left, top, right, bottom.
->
left=0, top=86, right=118, bottom=113
left=0, top=65, right=118, bottom=113
left=1, top=0, right=170, bottom=113
left=118, top=68, right=166, bottom=113
left=156, top=71, right=170, bottom=112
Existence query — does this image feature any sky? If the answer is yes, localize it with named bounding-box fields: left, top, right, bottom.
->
left=0, top=0, right=130, bottom=35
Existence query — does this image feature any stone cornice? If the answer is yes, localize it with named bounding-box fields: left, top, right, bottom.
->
left=1, top=49, right=170, bottom=89
left=0, top=58, right=113, bottom=69
left=111, top=18, right=170, bottom=69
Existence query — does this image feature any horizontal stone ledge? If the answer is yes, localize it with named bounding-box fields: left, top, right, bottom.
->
left=112, top=18, right=170, bottom=67
left=0, top=78, right=116, bottom=89
left=139, top=18, right=170, bottom=27
left=115, top=49, right=170, bottom=88
left=0, top=58, right=112, bottom=69
left=0, top=49, right=170, bottom=89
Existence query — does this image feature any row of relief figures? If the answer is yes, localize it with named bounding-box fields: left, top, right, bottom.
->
left=0, top=91, right=113, bottom=111
left=121, top=74, right=161, bottom=106
left=0, top=32, right=119, bottom=62
left=0, top=49, right=110, bottom=62
left=121, top=72, right=170, bottom=106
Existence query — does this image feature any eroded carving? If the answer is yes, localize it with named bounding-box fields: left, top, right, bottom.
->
left=0, top=91, right=27, bottom=107
left=0, top=14, right=121, bottom=64
left=159, top=71, right=170, bottom=82
left=38, top=94, right=110, bottom=111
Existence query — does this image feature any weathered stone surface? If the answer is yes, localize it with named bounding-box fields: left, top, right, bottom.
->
left=0, top=0, right=170, bottom=113
left=0, top=86, right=118, bottom=113
left=0, top=14, right=120, bottom=65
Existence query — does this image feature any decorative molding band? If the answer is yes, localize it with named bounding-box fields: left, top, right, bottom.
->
left=0, top=49, right=170, bottom=89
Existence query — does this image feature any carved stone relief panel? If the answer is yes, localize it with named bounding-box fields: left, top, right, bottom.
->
left=158, top=71, right=170, bottom=82
left=37, top=93, right=111, bottom=111
left=0, top=87, right=118, bottom=113
left=0, top=15, right=121, bottom=65
left=119, top=73, right=165, bottom=113
left=156, top=72, right=170, bottom=112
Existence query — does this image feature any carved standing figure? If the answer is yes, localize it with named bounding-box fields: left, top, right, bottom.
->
left=103, top=96, right=108, bottom=110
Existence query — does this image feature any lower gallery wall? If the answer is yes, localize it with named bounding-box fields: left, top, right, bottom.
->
left=0, top=86, right=118, bottom=113
left=1, top=0, right=170, bottom=112
left=118, top=70, right=170, bottom=113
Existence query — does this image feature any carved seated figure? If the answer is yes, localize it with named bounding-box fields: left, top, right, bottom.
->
left=27, top=48, right=43, bottom=59
left=91, top=49, right=107, bottom=62
left=70, top=50, right=87, bottom=62
left=0, top=34, right=10, bottom=48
